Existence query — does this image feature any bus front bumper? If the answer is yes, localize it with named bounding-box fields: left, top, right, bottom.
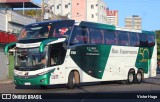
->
left=14, top=70, right=54, bottom=86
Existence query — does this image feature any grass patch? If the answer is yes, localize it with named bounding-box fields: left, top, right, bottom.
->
left=9, top=55, right=14, bottom=79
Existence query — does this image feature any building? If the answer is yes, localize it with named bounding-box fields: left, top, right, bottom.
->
left=0, top=0, right=40, bottom=34
left=125, top=15, right=142, bottom=30
left=44, top=0, right=107, bottom=23
left=106, top=10, right=118, bottom=26
left=0, top=0, right=40, bottom=81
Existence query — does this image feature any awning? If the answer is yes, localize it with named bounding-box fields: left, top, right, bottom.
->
left=0, top=0, right=41, bottom=8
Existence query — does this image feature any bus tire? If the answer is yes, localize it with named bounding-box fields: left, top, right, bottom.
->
left=40, top=85, right=47, bottom=89
left=67, top=71, right=80, bottom=89
left=127, top=70, right=135, bottom=84
left=134, top=70, right=143, bottom=84
left=67, top=71, right=75, bottom=89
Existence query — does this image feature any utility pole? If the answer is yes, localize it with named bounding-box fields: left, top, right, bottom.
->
left=41, top=0, right=44, bottom=21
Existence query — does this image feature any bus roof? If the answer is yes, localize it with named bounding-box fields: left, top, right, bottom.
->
left=24, top=20, right=155, bottom=34
left=24, top=20, right=75, bottom=28
left=77, top=21, right=155, bottom=34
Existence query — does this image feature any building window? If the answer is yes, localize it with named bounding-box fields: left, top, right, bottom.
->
left=91, top=14, right=94, bottom=18
left=91, top=5, right=94, bottom=9
left=96, top=4, right=98, bottom=6
left=65, top=5, right=68, bottom=8
left=68, top=3, right=70, bottom=5
left=57, top=5, right=59, bottom=9
left=77, top=3, right=79, bottom=5
left=77, top=13, right=79, bottom=15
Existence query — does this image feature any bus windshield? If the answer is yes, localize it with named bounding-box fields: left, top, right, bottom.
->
left=18, top=25, right=51, bottom=40
left=15, top=47, right=48, bottom=70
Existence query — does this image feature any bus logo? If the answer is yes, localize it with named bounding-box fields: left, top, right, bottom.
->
left=71, top=51, right=76, bottom=54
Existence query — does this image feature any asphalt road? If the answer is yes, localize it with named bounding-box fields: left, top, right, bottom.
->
left=0, top=73, right=160, bottom=93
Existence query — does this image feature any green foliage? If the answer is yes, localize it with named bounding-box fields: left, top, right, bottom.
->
left=15, top=9, right=42, bottom=17
left=156, top=30, right=160, bottom=59
left=9, top=55, right=14, bottom=79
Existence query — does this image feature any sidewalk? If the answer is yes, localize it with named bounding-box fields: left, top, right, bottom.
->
left=0, top=79, right=13, bottom=84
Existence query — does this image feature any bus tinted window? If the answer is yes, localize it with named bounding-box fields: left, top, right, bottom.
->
left=104, top=30, right=116, bottom=45
left=70, top=26, right=88, bottom=45
left=52, top=26, right=72, bottom=40
left=130, top=33, right=139, bottom=47
left=148, top=34, right=155, bottom=47
left=139, top=34, right=148, bottom=47
left=19, top=25, right=51, bottom=40
left=90, top=28, right=103, bottom=44
left=118, top=31, right=129, bottom=46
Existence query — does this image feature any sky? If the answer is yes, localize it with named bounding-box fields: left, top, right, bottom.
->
left=33, top=0, right=160, bottom=31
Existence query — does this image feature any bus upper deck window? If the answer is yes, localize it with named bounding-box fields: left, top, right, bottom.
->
left=130, top=33, right=139, bottom=47
left=148, top=35, right=155, bottom=47
left=38, top=26, right=49, bottom=37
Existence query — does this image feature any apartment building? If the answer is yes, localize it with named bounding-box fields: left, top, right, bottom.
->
left=125, top=15, right=142, bottom=30
left=44, top=0, right=107, bottom=23
left=106, top=10, right=118, bottom=26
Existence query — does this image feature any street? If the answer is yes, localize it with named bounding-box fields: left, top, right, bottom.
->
left=0, top=74, right=160, bottom=93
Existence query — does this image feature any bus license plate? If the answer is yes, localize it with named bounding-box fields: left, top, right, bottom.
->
left=24, top=82, right=31, bottom=85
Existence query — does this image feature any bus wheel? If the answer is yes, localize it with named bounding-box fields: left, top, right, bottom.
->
left=67, top=71, right=80, bottom=89
left=67, top=71, right=75, bottom=89
left=40, top=85, right=47, bottom=89
left=127, top=70, right=134, bottom=84
left=134, top=70, right=143, bottom=84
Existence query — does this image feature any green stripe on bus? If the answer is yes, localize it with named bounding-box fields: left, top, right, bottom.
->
left=39, top=38, right=58, bottom=52
left=70, top=45, right=111, bottom=79
left=80, top=21, right=116, bottom=30
left=142, top=30, right=155, bottom=35
left=135, top=47, right=154, bottom=73
left=4, top=42, right=17, bottom=55
left=14, top=69, right=55, bottom=85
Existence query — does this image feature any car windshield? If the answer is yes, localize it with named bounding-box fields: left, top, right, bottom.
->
left=18, top=25, right=51, bottom=40
left=15, top=47, right=48, bottom=69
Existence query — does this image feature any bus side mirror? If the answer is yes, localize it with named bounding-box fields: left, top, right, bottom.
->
left=4, top=42, right=16, bottom=55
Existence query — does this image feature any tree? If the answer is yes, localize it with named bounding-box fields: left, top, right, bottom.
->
left=156, top=30, right=160, bottom=60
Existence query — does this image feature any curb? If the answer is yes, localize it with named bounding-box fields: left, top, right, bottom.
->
left=0, top=80, right=14, bottom=84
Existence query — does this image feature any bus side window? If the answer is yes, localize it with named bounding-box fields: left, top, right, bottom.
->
left=130, top=33, right=139, bottom=47
left=104, top=30, right=116, bottom=45
left=139, top=34, right=148, bottom=47
left=118, top=31, right=129, bottom=46
left=90, top=28, right=102, bottom=44
left=148, top=35, right=155, bottom=47
left=70, top=26, right=88, bottom=45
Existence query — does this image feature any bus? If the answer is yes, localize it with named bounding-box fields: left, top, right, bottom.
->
left=5, top=20, right=157, bottom=89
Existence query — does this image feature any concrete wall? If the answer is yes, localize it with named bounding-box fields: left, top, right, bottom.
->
left=0, top=44, right=8, bottom=81
left=0, top=12, right=7, bottom=31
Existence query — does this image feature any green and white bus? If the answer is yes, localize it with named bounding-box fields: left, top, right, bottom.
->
left=5, top=20, right=157, bottom=89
